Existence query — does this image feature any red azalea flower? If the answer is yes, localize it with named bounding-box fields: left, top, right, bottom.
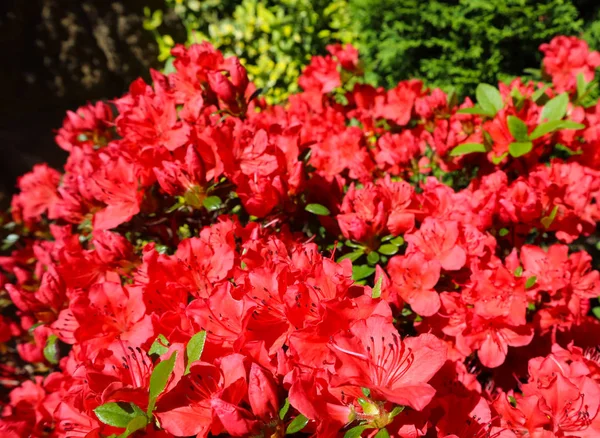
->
left=329, top=315, right=447, bottom=411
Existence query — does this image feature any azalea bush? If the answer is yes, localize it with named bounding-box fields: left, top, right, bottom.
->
left=2, top=35, right=600, bottom=437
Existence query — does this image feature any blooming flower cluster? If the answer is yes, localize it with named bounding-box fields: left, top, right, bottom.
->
left=1, top=36, right=600, bottom=437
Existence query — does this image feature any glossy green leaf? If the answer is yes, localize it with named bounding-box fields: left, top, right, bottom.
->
left=540, top=93, right=568, bottom=122
left=375, top=429, right=390, bottom=438
left=378, top=244, right=399, bottom=256
left=95, top=402, right=144, bottom=428
left=44, top=334, right=59, bottom=365
left=305, top=203, right=331, bottom=216
left=367, top=251, right=380, bottom=265
left=185, top=331, right=206, bottom=375
left=491, top=152, right=508, bottom=165
left=456, top=106, right=493, bottom=116
left=476, top=83, right=503, bottom=116
left=507, top=116, right=529, bottom=141
left=577, top=73, right=587, bottom=100
left=389, top=405, right=405, bottom=418
left=352, top=265, right=375, bottom=281
left=532, top=84, right=551, bottom=104
left=337, top=249, right=365, bottom=263
left=449, top=143, right=486, bottom=157
left=149, top=334, right=169, bottom=357
left=147, top=351, right=177, bottom=415
left=558, top=121, right=585, bottom=130
left=117, top=415, right=148, bottom=438
left=202, top=196, right=222, bottom=212
left=529, top=120, right=564, bottom=140
left=286, top=414, right=309, bottom=434
left=371, top=276, right=383, bottom=299
left=530, top=120, right=584, bottom=140
left=279, top=398, right=290, bottom=420
left=1, top=234, right=19, bottom=251
left=541, top=205, right=559, bottom=229
left=508, top=142, right=533, bottom=158
left=390, top=236, right=404, bottom=246
left=344, top=425, right=370, bottom=438
left=525, top=276, right=537, bottom=289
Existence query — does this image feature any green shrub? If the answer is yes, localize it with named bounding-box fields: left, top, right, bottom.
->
left=146, top=0, right=355, bottom=103
left=348, top=0, right=583, bottom=96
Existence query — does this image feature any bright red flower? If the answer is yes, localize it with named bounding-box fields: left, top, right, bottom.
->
left=11, top=164, right=61, bottom=224
left=405, top=218, right=467, bottom=271
left=387, top=252, right=441, bottom=316
left=329, top=315, right=447, bottom=411
left=541, top=36, right=600, bottom=93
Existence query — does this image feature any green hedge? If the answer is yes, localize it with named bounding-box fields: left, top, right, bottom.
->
left=148, top=0, right=597, bottom=100
left=349, top=0, right=583, bottom=96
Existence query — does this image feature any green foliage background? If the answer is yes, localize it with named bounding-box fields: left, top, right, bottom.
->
left=146, top=0, right=600, bottom=101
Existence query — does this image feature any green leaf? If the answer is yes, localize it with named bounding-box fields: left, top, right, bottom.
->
left=344, top=425, right=373, bottom=438
left=345, top=240, right=365, bottom=249
left=593, top=307, right=600, bottom=320
left=352, top=265, right=375, bottom=281
left=279, top=398, right=290, bottom=420
left=147, top=351, right=177, bottom=415
left=498, top=228, right=509, bottom=237
left=344, top=425, right=370, bottom=438
left=507, top=116, right=529, bottom=141
left=148, top=334, right=169, bottom=357
left=375, top=429, right=390, bottom=438
left=95, top=402, right=144, bottom=428
left=286, top=414, right=309, bottom=434
left=540, top=93, right=568, bottom=122
left=1, top=234, right=19, bottom=251
left=367, top=251, right=380, bottom=265
left=558, top=120, right=585, bottom=130
left=361, top=387, right=371, bottom=398
left=532, top=85, right=551, bottom=104
left=577, top=73, right=587, bottom=100
left=117, top=415, right=148, bottom=438
left=202, top=196, right=222, bottom=212
left=378, top=244, right=399, bottom=256
left=491, top=152, right=508, bottom=165
left=541, top=205, right=559, bottom=229
left=185, top=331, right=206, bottom=375
left=305, top=203, right=331, bottom=216
left=43, top=334, right=59, bottom=365
left=529, top=120, right=564, bottom=140
left=508, top=142, right=533, bottom=158
left=456, top=106, right=493, bottom=116
left=390, top=236, right=404, bottom=246
left=371, top=276, right=383, bottom=299
left=449, top=143, right=487, bottom=157
left=514, top=266, right=523, bottom=277
left=529, top=120, right=584, bottom=140
left=525, top=276, right=537, bottom=289
left=389, top=405, right=405, bottom=418
left=337, top=249, right=364, bottom=263
left=476, top=83, right=503, bottom=116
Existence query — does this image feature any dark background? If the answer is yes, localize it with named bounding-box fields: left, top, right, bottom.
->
left=0, top=0, right=185, bottom=206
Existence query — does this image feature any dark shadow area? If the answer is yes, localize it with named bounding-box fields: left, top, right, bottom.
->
left=0, top=0, right=184, bottom=206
